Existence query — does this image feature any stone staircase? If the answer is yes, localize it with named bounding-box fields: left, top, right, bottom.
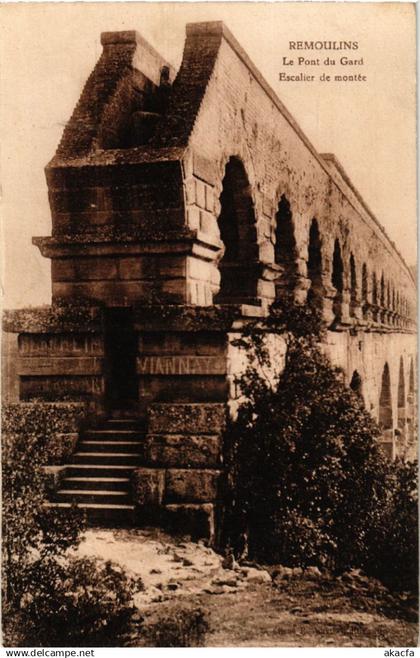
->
left=47, top=417, right=146, bottom=524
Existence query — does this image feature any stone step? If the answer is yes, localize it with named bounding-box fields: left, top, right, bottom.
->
left=66, top=464, right=138, bottom=478
left=44, top=501, right=135, bottom=525
left=78, top=441, right=143, bottom=453
left=83, top=430, right=146, bottom=441
left=97, top=419, right=146, bottom=431
left=69, top=452, right=142, bottom=466
left=110, top=409, right=142, bottom=420
left=54, top=489, right=131, bottom=505
left=63, top=476, right=130, bottom=491
left=214, top=296, right=262, bottom=306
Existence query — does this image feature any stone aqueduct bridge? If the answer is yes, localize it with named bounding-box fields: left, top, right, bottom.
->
left=5, top=23, right=417, bottom=537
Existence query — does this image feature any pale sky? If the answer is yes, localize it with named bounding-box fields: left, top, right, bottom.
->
left=0, top=2, right=416, bottom=309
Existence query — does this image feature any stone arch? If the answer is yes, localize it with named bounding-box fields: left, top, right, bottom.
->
left=391, top=285, right=397, bottom=325
left=380, top=274, right=386, bottom=323
left=350, top=369, right=363, bottom=396
left=379, top=362, right=393, bottom=431
left=349, top=253, right=357, bottom=318
left=331, top=238, right=344, bottom=320
left=307, top=218, right=323, bottom=307
left=274, top=195, right=297, bottom=292
left=386, top=281, right=391, bottom=310
left=386, top=281, right=392, bottom=325
left=362, top=263, right=369, bottom=319
left=380, top=274, right=385, bottom=305
left=372, top=272, right=379, bottom=321
left=215, top=157, right=259, bottom=303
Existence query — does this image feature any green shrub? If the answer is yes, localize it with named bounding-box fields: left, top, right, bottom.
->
left=2, top=402, right=86, bottom=605
left=2, top=402, right=143, bottom=647
left=363, top=458, right=418, bottom=592
left=21, top=557, right=143, bottom=647
left=140, top=603, right=209, bottom=647
left=223, top=306, right=418, bottom=593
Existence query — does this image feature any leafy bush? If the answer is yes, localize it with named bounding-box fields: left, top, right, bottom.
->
left=140, top=603, right=209, bottom=647
left=21, top=557, right=143, bottom=647
left=2, top=402, right=86, bottom=605
left=2, top=401, right=143, bottom=647
left=223, top=305, right=418, bottom=593
left=363, top=458, right=418, bottom=592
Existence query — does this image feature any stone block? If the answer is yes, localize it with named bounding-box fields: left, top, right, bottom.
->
left=158, top=257, right=187, bottom=279
left=52, top=260, right=77, bottom=282
left=139, top=375, right=228, bottom=404
left=187, top=280, right=207, bottom=305
left=200, top=211, right=219, bottom=238
left=148, top=403, right=226, bottom=434
left=18, top=333, right=104, bottom=357
left=187, top=257, right=212, bottom=282
left=18, top=356, right=104, bottom=376
left=20, top=376, right=104, bottom=402
left=195, top=179, right=206, bottom=209
left=258, top=241, right=275, bottom=264
left=192, top=153, right=218, bottom=185
left=52, top=280, right=186, bottom=305
left=165, top=468, right=221, bottom=503
left=187, top=206, right=201, bottom=230
left=139, top=331, right=225, bottom=356
left=146, top=434, right=222, bottom=468
left=131, top=467, right=165, bottom=507
left=262, top=195, right=273, bottom=218
left=205, top=186, right=215, bottom=212
left=164, top=503, right=215, bottom=542
left=77, top=258, right=118, bottom=281
left=137, top=355, right=226, bottom=376
left=43, top=465, right=67, bottom=494
left=257, top=279, right=275, bottom=300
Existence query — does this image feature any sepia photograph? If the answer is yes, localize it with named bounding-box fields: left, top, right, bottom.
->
left=1, top=1, right=417, bottom=649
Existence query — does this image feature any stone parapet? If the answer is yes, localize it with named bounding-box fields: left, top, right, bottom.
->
left=2, top=305, right=102, bottom=334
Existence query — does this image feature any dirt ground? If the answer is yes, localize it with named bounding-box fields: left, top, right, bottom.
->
left=77, top=527, right=418, bottom=647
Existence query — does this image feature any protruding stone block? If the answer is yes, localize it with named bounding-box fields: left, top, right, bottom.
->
left=146, top=434, right=222, bottom=468
left=165, top=468, right=221, bottom=503
left=164, top=503, right=215, bottom=542
left=148, top=403, right=226, bottom=434
left=43, top=465, right=67, bottom=494
left=131, top=468, right=165, bottom=507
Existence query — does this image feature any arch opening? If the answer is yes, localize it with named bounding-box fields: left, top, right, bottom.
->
left=349, top=254, right=357, bottom=318
left=307, top=218, right=323, bottom=308
left=397, top=356, right=406, bottom=436
left=350, top=370, right=363, bottom=397
left=380, top=274, right=386, bottom=323
left=215, top=157, right=259, bottom=304
left=362, top=263, right=368, bottom=320
left=274, top=195, right=297, bottom=293
left=372, top=273, right=379, bottom=322
left=331, top=239, right=344, bottom=321
left=406, top=358, right=416, bottom=446
left=379, top=362, right=393, bottom=431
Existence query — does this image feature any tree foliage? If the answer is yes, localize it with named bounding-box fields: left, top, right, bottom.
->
left=223, top=301, right=418, bottom=593
left=2, top=402, right=143, bottom=647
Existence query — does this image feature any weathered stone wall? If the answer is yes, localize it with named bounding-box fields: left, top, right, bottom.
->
left=176, top=25, right=415, bottom=324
